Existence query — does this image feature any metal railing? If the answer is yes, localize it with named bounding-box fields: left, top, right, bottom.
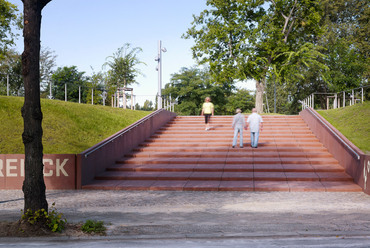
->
left=300, top=85, right=369, bottom=110
left=161, top=95, right=177, bottom=112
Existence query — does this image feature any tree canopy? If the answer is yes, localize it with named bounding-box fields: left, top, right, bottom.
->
left=51, top=66, right=88, bottom=102
left=162, top=66, right=256, bottom=115
left=104, top=43, right=146, bottom=89
left=0, top=0, right=22, bottom=60
left=184, top=0, right=326, bottom=113
left=320, top=0, right=369, bottom=92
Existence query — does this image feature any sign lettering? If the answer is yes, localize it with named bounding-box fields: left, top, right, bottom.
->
left=0, top=158, right=69, bottom=177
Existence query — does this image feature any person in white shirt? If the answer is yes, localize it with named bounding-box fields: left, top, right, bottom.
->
left=246, top=108, right=263, bottom=148
left=231, top=108, right=246, bottom=148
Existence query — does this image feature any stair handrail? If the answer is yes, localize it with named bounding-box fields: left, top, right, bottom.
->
left=303, top=107, right=361, bottom=160
left=83, top=108, right=166, bottom=158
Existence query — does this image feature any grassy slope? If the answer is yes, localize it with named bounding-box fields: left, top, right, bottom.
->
left=2, top=96, right=368, bottom=154
left=317, top=101, right=370, bottom=154
left=0, top=96, right=152, bottom=154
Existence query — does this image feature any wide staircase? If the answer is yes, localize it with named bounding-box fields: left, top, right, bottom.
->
left=83, top=115, right=362, bottom=192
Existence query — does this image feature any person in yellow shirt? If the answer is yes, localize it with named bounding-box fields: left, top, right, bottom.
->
left=201, top=96, right=214, bottom=131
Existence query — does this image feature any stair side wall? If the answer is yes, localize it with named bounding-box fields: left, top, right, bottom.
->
left=300, top=108, right=370, bottom=194
left=77, top=109, right=177, bottom=188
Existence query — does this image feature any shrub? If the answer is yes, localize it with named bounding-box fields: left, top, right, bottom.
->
left=21, top=202, right=67, bottom=233
left=81, top=219, right=106, bottom=235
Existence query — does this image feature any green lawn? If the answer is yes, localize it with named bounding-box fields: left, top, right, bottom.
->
left=317, top=101, right=370, bottom=154
left=0, top=96, right=152, bottom=154
left=2, top=96, right=368, bottom=155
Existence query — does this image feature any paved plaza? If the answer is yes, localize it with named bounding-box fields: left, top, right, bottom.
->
left=1, top=190, right=370, bottom=247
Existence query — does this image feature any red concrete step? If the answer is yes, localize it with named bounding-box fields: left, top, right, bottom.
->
left=83, top=115, right=362, bottom=192
left=125, top=151, right=333, bottom=159
left=133, top=146, right=330, bottom=153
left=95, top=170, right=354, bottom=182
left=106, top=163, right=346, bottom=173
left=83, top=179, right=362, bottom=192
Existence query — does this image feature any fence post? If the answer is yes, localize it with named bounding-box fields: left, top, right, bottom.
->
left=123, top=89, right=126, bottom=109
left=343, top=91, right=345, bottom=107
left=352, top=89, right=354, bottom=105
left=334, top=93, right=337, bottom=109
left=306, top=98, right=308, bottom=109
left=362, top=87, right=364, bottom=103
left=338, top=96, right=340, bottom=108
left=327, top=97, right=329, bottom=110
left=6, top=74, right=9, bottom=96
left=313, top=94, right=315, bottom=109
left=65, top=83, right=67, bottom=102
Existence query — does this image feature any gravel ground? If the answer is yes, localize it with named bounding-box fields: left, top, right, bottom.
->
left=1, top=190, right=370, bottom=239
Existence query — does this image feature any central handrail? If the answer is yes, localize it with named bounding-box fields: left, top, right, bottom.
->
left=83, top=109, right=166, bottom=158
left=305, top=107, right=361, bottom=160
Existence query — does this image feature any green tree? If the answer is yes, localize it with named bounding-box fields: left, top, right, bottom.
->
left=40, top=46, right=57, bottom=98
left=134, top=102, right=141, bottom=110
left=320, top=0, right=369, bottom=92
left=184, top=0, right=325, bottom=113
left=163, top=66, right=234, bottom=115
left=85, top=70, right=104, bottom=105
left=51, top=66, right=88, bottom=102
left=0, top=0, right=22, bottom=60
left=265, top=78, right=291, bottom=114
left=224, top=88, right=255, bottom=115
left=0, top=49, right=22, bottom=96
left=142, top=99, right=154, bottom=111
left=104, top=43, right=146, bottom=90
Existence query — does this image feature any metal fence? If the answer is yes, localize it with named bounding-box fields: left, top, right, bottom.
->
left=0, top=80, right=177, bottom=111
left=300, top=85, right=370, bottom=110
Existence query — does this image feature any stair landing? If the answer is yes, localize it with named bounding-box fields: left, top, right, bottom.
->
left=83, top=115, right=362, bottom=192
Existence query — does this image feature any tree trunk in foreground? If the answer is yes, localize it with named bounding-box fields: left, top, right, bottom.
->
left=21, top=0, right=52, bottom=212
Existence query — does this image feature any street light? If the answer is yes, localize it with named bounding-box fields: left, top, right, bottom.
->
left=155, top=40, right=167, bottom=109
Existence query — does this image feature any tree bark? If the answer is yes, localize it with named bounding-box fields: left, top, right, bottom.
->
left=21, top=0, right=52, bottom=212
left=255, top=79, right=265, bottom=114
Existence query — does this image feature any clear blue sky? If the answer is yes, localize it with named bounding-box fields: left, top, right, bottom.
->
left=10, top=0, right=254, bottom=105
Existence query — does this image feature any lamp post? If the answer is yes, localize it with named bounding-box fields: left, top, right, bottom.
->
left=155, top=40, right=166, bottom=110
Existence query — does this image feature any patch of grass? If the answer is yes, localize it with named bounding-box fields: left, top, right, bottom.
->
left=317, top=101, right=370, bottom=154
left=0, top=96, right=152, bottom=154
left=81, top=220, right=106, bottom=235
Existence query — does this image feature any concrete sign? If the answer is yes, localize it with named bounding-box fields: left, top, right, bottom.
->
left=0, top=154, right=76, bottom=189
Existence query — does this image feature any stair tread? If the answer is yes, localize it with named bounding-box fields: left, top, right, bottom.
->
left=85, top=115, right=359, bottom=192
